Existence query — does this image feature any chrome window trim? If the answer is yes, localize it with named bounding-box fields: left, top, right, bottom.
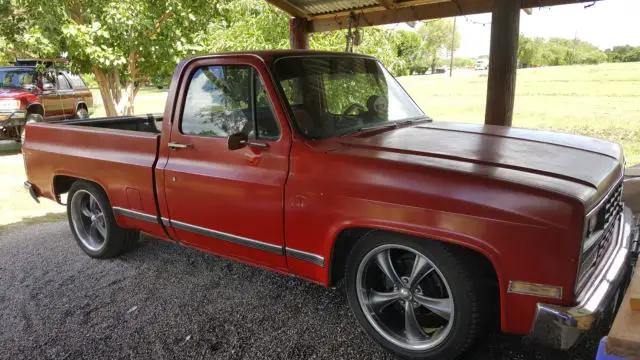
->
left=285, top=248, right=325, bottom=267
left=113, top=207, right=159, bottom=224
left=170, top=219, right=284, bottom=255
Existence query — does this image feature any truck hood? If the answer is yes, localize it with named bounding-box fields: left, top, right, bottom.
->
left=336, top=121, right=624, bottom=209
left=0, top=88, right=28, bottom=98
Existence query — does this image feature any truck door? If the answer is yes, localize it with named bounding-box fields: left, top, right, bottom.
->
left=56, top=73, right=75, bottom=118
left=160, top=57, right=290, bottom=270
left=40, top=70, right=63, bottom=120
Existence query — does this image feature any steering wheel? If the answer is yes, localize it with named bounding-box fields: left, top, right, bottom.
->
left=342, top=103, right=367, bottom=116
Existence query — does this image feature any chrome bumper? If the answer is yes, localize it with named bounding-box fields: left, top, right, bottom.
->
left=24, top=181, right=40, bottom=203
left=0, top=110, right=26, bottom=126
left=528, top=206, right=637, bottom=349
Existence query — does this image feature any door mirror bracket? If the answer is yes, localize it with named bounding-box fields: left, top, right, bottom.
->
left=228, top=132, right=270, bottom=151
left=228, top=132, right=248, bottom=150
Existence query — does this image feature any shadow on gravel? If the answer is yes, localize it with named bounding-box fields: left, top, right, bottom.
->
left=0, top=222, right=609, bottom=360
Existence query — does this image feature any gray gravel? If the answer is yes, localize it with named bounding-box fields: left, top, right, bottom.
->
left=0, top=222, right=610, bottom=359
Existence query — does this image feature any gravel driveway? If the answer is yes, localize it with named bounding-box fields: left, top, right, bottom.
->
left=0, top=222, right=610, bottom=360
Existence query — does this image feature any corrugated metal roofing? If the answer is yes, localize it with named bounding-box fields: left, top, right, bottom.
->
left=288, top=0, right=380, bottom=15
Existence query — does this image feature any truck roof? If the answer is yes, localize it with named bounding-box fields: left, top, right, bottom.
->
left=184, top=50, right=377, bottom=63
left=0, top=66, right=36, bottom=71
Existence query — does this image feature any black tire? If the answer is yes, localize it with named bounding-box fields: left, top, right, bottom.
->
left=20, top=113, right=43, bottom=144
left=345, top=232, right=488, bottom=360
left=75, top=107, right=89, bottom=119
left=67, top=180, right=139, bottom=258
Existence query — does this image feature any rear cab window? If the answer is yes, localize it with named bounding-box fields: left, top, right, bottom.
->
left=180, top=65, right=280, bottom=141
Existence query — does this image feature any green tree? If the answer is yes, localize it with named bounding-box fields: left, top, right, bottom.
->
left=605, top=45, right=640, bottom=63
left=417, top=19, right=460, bottom=73
left=0, top=0, right=221, bottom=116
left=392, top=30, right=422, bottom=75
left=518, top=35, right=544, bottom=68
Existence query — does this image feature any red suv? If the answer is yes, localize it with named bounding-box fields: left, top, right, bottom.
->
left=0, top=60, right=93, bottom=142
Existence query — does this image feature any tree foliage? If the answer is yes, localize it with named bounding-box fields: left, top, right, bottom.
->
left=0, top=0, right=222, bottom=115
left=416, top=19, right=460, bottom=73
left=605, top=45, right=640, bottom=63
left=518, top=35, right=607, bottom=68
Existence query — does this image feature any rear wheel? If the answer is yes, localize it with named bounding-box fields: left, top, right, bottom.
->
left=345, top=232, right=487, bottom=360
left=67, top=180, right=138, bottom=258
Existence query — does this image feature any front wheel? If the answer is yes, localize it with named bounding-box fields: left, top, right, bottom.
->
left=75, top=107, right=89, bottom=119
left=20, top=113, right=43, bottom=144
left=67, top=180, right=139, bottom=258
left=345, top=232, right=487, bottom=360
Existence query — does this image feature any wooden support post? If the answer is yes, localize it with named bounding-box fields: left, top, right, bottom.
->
left=289, top=17, right=309, bottom=50
left=484, top=0, right=521, bottom=126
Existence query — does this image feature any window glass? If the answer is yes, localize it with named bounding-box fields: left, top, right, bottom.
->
left=57, top=74, right=71, bottom=90
left=181, top=65, right=280, bottom=140
left=254, top=75, right=280, bottom=140
left=43, top=71, right=56, bottom=89
left=0, top=70, right=36, bottom=89
left=274, top=56, right=424, bottom=139
left=65, top=73, right=87, bottom=88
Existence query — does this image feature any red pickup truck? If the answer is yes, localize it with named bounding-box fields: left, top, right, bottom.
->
left=23, top=51, right=637, bottom=360
left=0, top=61, right=93, bottom=142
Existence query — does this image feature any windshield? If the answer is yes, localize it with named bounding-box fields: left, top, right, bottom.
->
left=273, top=56, right=424, bottom=139
left=0, top=70, right=37, bottom=89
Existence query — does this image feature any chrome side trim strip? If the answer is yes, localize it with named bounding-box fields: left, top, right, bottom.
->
left=161, top=217, right=171, bottom=226
left=113, top=207, right=158, bottom=224
left=170, top=219, right=283, bottom=255
left=286, top=248, right=325, bottom=267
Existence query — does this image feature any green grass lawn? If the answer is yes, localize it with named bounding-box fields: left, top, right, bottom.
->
left=90, top=62, right=640, bottom=165
left=400, top=62, right=640, bottom=165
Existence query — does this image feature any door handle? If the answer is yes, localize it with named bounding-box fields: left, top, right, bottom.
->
left=168, top=142, right=192, bottom=149
left=242, top=141, right=269, bottom=149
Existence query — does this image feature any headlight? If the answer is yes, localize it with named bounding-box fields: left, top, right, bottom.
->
left=0, top=100, right=21, bottom=110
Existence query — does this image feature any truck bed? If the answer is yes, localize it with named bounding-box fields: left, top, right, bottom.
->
left=55, top=114, right=162, bottom=133
left=22, top=115, right=165, bottom=237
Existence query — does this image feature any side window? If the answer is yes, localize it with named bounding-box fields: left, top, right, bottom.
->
left=43, top=71, right=56, bottom=90
left=181, top=65, right=280, bottom=140
left=254, top=75, right=280, bottom=140
left=66, top=73, right=87, bottom=88
left=57, top=74, right=71, bottom=90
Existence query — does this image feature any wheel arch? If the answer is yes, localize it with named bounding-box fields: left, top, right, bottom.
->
left=26, top=102, right=45, bottom=117
left=326, top=224, right=504, bottom=329
left=52, top=174, right=112, bottom=208
left=76, top=101, right=88, bottom=111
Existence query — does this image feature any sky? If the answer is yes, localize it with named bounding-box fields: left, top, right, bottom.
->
left=388, top=0, right=640, bottom=58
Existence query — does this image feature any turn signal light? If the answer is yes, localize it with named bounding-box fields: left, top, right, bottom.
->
left=508, top=281, right=563, bottom=300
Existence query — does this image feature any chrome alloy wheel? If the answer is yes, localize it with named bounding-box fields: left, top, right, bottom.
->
left=70, top=189, right=108, bottom=251
left=356, top=244, right=455, bottom=351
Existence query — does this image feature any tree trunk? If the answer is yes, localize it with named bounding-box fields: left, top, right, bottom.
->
left=92, top=55, right=140, bottom=117
left=93, top=68, right=118, bottom=117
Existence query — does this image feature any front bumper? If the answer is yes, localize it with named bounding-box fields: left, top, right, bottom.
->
left=0, top=110, right=26, bottom=126
left=528, top=207, right=638, bottom=349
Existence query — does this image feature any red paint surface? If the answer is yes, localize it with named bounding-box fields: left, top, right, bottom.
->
left=23, top=51, right=625, bottom=336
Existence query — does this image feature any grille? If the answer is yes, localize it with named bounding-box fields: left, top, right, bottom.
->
left=575, top=181, right=623, bottom=298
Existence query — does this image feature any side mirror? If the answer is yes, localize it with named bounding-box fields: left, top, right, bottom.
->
left=227, top=132, right=248, bottom=150
left=43, top=83, right=55, bottom=91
